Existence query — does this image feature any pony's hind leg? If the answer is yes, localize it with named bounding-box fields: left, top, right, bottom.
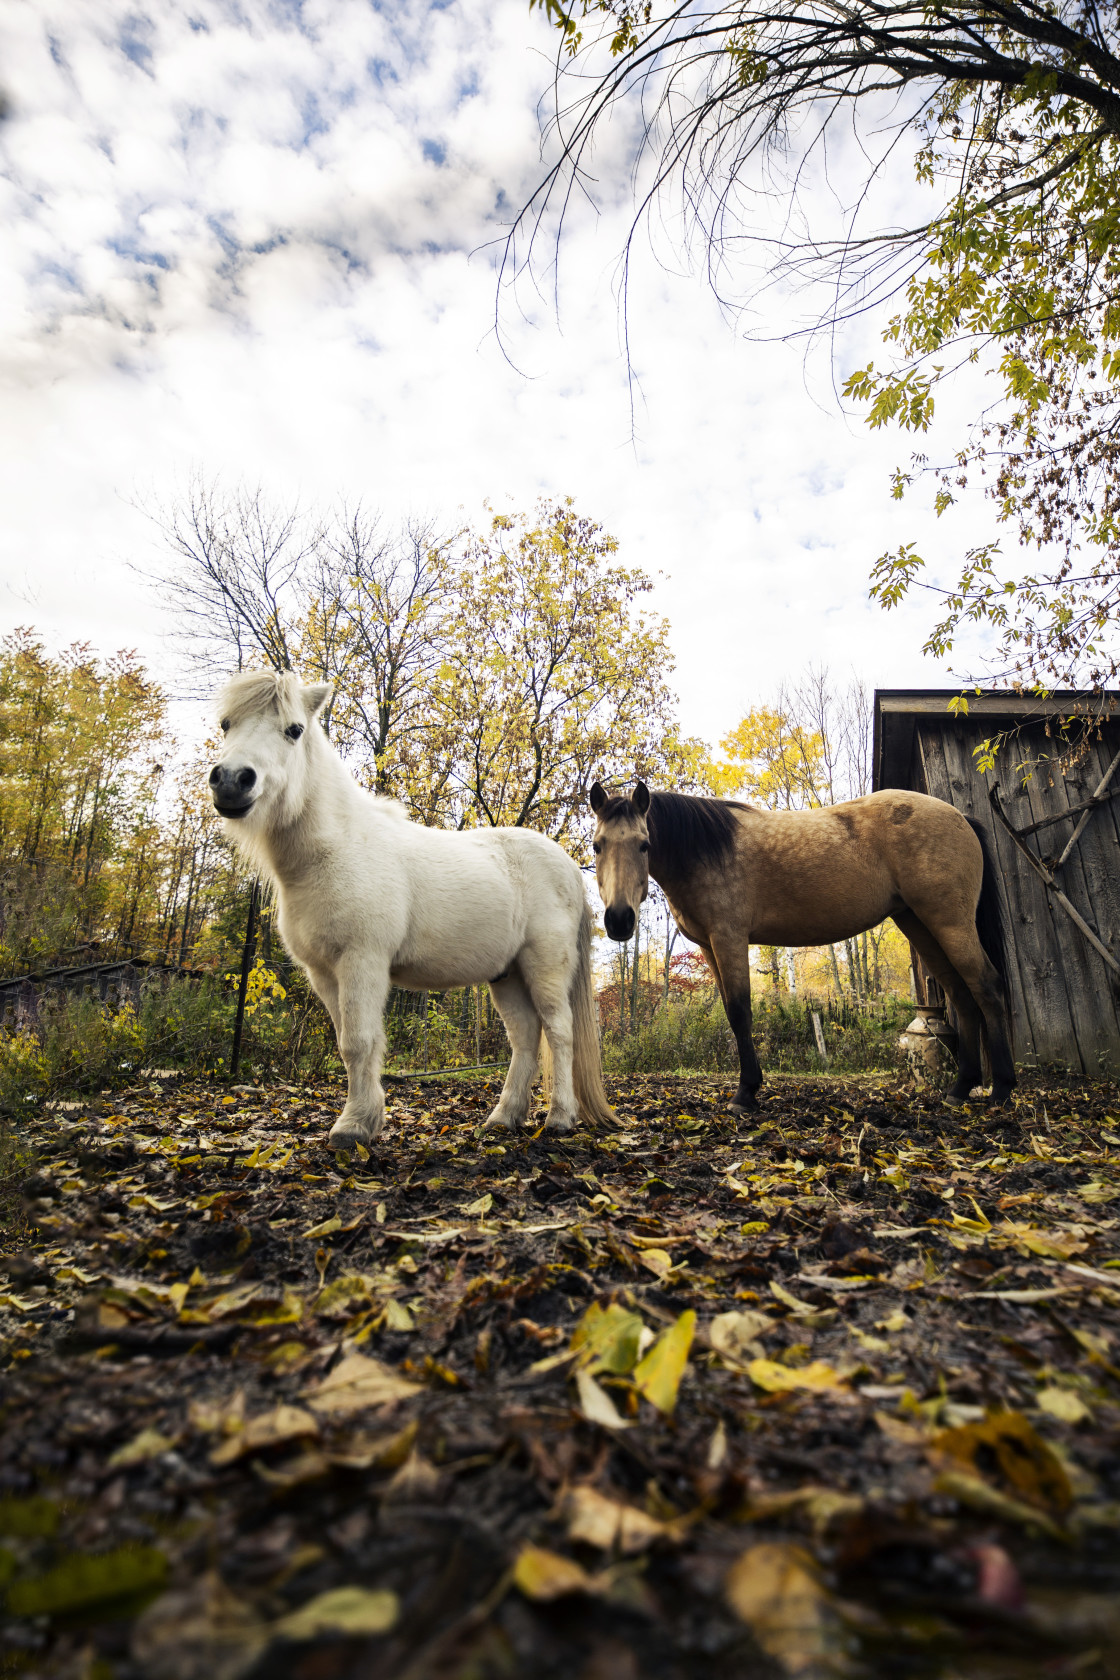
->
left=517, top=945, right=578, bottom=1135
left=893, top=910, right=985, bottom=1104
left=328, top=958, right=391, bottom=1149
left=482, top=971, right=541, bottom=1133
left=922, top=917, right=1016, bottom=1105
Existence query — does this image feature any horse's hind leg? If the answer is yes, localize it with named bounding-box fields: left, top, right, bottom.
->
left=893, top=910, right=986, bottom=1104
left=705, top=938, right=762, bottom=1114
left=922, top=917, right=1016, bottom=1105
left=482, top=971, right=541, bottom=1134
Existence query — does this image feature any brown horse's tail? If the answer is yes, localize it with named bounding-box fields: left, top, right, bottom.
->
left=967, top=818, right=1008, bottom=986
left=570, top=903, right=616, bottom=1129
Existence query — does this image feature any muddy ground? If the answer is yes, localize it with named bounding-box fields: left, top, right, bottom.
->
left=1, top=1069, right=1119, bottom=1679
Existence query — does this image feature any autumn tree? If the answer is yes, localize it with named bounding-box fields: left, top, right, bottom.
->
left=524, top=1, right=1120, bottom=688
left=429, top=499, right=707, bottom=844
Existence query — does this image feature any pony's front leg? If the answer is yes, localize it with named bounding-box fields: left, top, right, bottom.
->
left=482, top=972, right=541, bottom=1133
left=706, top=939, right=762, bottom=1114
left=328, top=959, right=391, bottom=1150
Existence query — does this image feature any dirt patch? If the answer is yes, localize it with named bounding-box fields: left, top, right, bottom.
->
left=2, top=1071, right=1119, bottom=1678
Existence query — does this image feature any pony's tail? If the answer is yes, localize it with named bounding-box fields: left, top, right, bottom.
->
left=967, top=818, right=1008, bottom=986
left=570, top=903, right=617, bottom=1129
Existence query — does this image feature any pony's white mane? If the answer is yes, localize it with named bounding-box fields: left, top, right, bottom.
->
left=218, top=668, right=306, bottom=728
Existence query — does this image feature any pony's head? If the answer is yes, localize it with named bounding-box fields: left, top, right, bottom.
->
left=209, top=671, right=332, bottom=832
left=589, top=780, right=650, bottom=941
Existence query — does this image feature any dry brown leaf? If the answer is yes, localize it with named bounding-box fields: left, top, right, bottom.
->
left=513, top=1546, right=597, bottom=1601
left=303, top=1353, right=421, bottom=1416
left=710, top=1309, right=774, bottom=1369
left=209, top=1405, right=319, bottom=1467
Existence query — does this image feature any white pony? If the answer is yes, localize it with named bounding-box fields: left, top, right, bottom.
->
left=207, top=671, right=614, bottom=1147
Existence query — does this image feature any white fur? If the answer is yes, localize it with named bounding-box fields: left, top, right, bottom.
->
left=208, top=671, right=613, bottom=1146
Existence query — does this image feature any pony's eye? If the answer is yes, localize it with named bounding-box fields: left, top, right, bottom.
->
left=639, top=841, right=649, bottom=854
left=593, top=842, right=602, bottom=855
left=220, top=718, right=230, bottom=733
left=285, top=722, right=305, bottom=741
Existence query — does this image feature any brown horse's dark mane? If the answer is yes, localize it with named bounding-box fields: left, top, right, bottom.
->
left=600, top=789, right=744, bottom=874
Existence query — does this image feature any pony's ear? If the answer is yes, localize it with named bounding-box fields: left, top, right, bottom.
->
left=303, top=683, right=333, bottom=720
left=632, top=781, right=651, bottom=816
left=589, top=781, right=607, bottom=815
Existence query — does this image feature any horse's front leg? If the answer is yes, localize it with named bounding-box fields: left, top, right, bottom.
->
left=706, top=939, right=762, bottom=1115
left=328, top=958, right=391, bottom=1149
left=482, top=971, right=541, bottom=1133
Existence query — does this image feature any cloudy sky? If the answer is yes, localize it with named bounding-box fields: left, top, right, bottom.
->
left=0, top=0, right=1002, bottom=751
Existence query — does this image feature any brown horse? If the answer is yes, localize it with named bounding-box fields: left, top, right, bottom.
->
left=589, top=781, right=1016, bottom=1112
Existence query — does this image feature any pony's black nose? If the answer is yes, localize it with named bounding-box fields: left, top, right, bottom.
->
left=210, top=765, right=256, bottom=791
left=604, top=904, right=636, bottom=942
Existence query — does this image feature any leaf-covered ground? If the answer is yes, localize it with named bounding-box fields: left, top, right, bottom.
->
left=2, top=1071, right=1120, bottom=1679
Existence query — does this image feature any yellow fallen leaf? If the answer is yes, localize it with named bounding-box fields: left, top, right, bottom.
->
left=633, top=1309, right=695, bottom=1414
left=303, top=1353, right=421, bottom=1416
left=875, top=1309, right=909, bottom=1333
left=740, top=1485, right=864, bottom=1536
left=513, top=1546, right=596, bottom=1601
left=382, top=1299, right=413, bottom=1332
left=303, top=1215, right=342, bottom=1240
left=210, top=1405, right=319, bottom=1467
left=931, top=1409, right=1072, bottom=1514
left=1036, top=1387, right=1092, bottom=1425
left=725, top=1541, right=849, bottom=1675
left=276, top=1587, right=399, bottom=1640
left=328, top=1419, right=419, bottom=1471
left=459, top=1193, right=493, bottom=1217
left=108, top=1428, right=177, bottom=1468
left=933, top=1469, right=1066, bottom=1540
left=565, top=1486, right=672, bottom=1554
left=637, top=1248, right=674, bottom=1280
left=748, top=1358, right=849, bottom=1394
left=571, top=1301, right=645, bottom=1375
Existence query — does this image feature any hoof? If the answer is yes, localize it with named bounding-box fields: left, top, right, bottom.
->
left=942, top=1093, right=964, bottom=1109
left=481, top=1110, right=518, bottom=1134
left=730, top=1096, right=758, bottom=1117
left=544, top=1112, right=576, bottom=1135
left=329, top=1115, right=381, bottom=1149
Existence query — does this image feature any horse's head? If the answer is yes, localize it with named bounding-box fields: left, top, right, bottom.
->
left=589, top=780, right=650, bottom=942
left=209, top=672, right=332, bottom=828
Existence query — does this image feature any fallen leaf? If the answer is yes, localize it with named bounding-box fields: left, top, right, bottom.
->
left=571, top=1300, right=645, bottom=1375
left=382, top=1449, right=443, bottom=1501
left=275, top=1586, right=399, bottom=1640
left=513, top=1546, right=597, bottom=1601
left=1036, top=1387, right=1092, bottom=1424
left=303, top=1353, right=421, bottom=1415
left=933, top=1469, right=1067, bottom=1540
left=633, top=1309, right=695, bottom=1414
left=328, top=1419, right=419, bottom=1470
left=725, top=1540, right=850, bottom=1675
left=740, top=1486, right=864, bottom=1536
left=931, top=1409, right=1072, bottom=1514
left=565, top=1485, right=674, bottom=1553
left=131, top=1571, right=268, bottom=1680
left=574, top=1365, right=632, bottom=1429
left=210, top=1405, right=319, bottom=1466
left=108, top=1428, right=178, bottom=1468
left=8, top=1546, right=168, bottom=1618
left=459, top=1192, right=493, bottom=1217
left=748, top=1358, right=850, bottom=1395
left=637, top=1247, right=674, bottom=1279
left=302, top=1215, right=342, bottom=1240
left=710, top=1309, right=774, bottom=1370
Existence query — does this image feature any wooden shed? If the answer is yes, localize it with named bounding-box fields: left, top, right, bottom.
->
left=873, top=689, right=1120, bottom=1076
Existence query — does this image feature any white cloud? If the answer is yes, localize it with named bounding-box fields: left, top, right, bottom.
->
left=0, top=0, right=1006, bottom=752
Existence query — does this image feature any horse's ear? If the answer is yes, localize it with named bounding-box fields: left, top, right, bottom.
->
left=304, top=683, right=333, bottom=719
left=589, top=781, right=607, bottom=815
left=632, top=781, right=651, bottom=816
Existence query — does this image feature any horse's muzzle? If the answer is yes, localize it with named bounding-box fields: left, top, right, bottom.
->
left=209, top=763, right=256, bottom=818
left=603, top=904, right=636, bottom=942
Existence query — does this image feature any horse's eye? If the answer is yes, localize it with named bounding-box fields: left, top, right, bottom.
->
left=593, top=842, right=602, bottom=855
left=639, top=841, right=649, bottom=854
left=220, top=718, right=230, bottom=733
left=285, top=722, right=305, bottom=741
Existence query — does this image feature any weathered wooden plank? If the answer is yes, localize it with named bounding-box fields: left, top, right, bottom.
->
left=1014, top=732, right=1120, bottom=1073
left=930, top=722, right=1075, bottom=1071
left=1060, top=729, right=1120, bottom=1070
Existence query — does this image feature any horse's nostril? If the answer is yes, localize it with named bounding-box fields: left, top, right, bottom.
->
left=208, top=766, right=222, bottom=785
left=236, top=767, right=256, bottom=791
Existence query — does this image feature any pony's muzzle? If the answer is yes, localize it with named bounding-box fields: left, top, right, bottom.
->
left=209, top=763, right=257, bottom=818
left=603, top=904, right=636, bottom=942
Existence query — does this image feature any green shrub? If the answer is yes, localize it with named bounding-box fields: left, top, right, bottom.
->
left=601, top=988, right=912, bottom=1076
